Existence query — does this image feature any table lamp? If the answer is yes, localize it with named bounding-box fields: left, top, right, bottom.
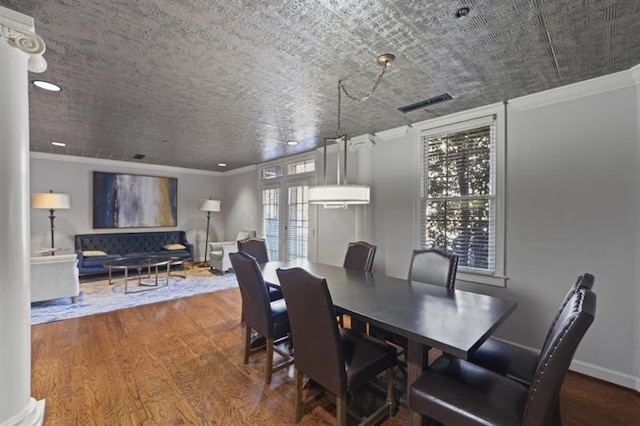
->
left=32, top=190, right=71, bottom=254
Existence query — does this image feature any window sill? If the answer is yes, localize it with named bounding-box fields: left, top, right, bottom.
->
left=456, top=271, right=507, bottom=288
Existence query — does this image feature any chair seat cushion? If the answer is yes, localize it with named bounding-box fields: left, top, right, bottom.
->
left=210, top=250, right=223, bottom=257
left=340, top=328, right=397, bottom=391
left=267, top=282, right=283, bottom=301
left=410, top=355, right=528, bottom=425
left=270, top=298, right=290, bottom=339
left=468, top=338, right=539, bottom=386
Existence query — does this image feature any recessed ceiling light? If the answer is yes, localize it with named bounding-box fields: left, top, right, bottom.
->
left=51, top=141, right=66, bottom=147
left=218, top=163, right=227, bottom=167
left=32, top=80, right=62, bottom=92
left=286, top=140, right=299, bottom=146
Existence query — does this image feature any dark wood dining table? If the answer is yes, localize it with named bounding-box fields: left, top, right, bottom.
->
left=260, top=259, right=517, bottom=425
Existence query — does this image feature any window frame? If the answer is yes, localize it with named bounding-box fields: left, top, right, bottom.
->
left=413, top=102, right=506, bottom=287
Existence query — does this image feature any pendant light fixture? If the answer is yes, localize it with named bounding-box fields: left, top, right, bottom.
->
left=309, top=53, right=395, bottom=208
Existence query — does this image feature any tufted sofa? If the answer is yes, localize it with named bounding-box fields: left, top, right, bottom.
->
left=75, top=231, right=194, bottom=276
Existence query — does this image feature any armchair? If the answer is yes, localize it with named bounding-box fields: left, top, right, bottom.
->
left=208, top=230, right=255, bottom=273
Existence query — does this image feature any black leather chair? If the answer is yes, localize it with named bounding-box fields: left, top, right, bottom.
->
left=236, top=237, right=283, bottom=323
left=370, top=248, right=458, bottom=352
left=338, top=241, right=377, bottom=328
left=408, top=248, right=458, bottom=288
left=343, top=241, right=377, bottom=272
left=229, top=251, right=293, bottom=384
left=468, top=273, right=595, bottom=386
left=410, top=287, right=596, bottom=426
left=276, top=266, right=397, bottom=425
left=238, top=237, right=270, bottom=263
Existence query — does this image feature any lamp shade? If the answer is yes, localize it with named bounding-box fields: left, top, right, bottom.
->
left=32, top=192, right=70, bottom=209
left=308, top=184, right=370, bottom=206
left=200, top=199, right=221, bottom=212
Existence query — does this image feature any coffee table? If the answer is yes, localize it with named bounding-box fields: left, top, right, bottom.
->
left=104, top=255, right=173, bottom=293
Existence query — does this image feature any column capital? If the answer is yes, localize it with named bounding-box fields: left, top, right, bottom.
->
left=348, top=134, right=375, bottom=153
left=0, top=6, right=47, bottom=72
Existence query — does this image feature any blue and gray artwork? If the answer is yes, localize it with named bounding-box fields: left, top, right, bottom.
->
left=93, top=172, right=177, bottom=228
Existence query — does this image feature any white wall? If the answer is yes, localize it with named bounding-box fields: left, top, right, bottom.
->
left=221, top=167, right=259, bottom=240
left=30, top=154, right=222, bottom=261
left=367, top=70, right=640, bottom=388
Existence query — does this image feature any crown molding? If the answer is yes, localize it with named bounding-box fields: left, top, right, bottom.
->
left=375, top=125, right=410, bottom=141
left=223, top=164, right=257, bottom=176
left=30, top=152, right=222, bottom=176
left=509, top=66, right=638, bottom=111
left=348, top=134, right=375, bottom=152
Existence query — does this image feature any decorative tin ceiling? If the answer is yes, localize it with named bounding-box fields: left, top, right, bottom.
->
left=3, top=0, right=640, bottom=171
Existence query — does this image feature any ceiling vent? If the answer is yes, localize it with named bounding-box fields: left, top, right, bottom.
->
left=398, top=93, right=453, bottom=113
left=133, top=154, right=146, bottom=159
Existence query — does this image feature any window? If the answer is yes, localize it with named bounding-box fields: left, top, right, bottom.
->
left=414, top=103, right=505, bottom=286
left=261, top=187, right=280, bottom=261
left=287, top=159, right=315, bottom=175
left=261, top=165, right=283, bottom=180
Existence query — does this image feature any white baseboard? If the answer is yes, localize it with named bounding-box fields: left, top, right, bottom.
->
left=493, top=337, right=638, bottom=391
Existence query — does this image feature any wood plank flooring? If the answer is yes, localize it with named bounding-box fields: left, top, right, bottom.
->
left=32, top=287, right=639, bottom=425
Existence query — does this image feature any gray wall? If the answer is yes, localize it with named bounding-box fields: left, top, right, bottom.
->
left=221, top=167, right=259, bottom=240
left=30, top=154, right=222, bottom=261
left=367, top=73, right=639, bottom=387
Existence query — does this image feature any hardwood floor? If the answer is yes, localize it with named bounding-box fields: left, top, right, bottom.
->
left=32, top=287, right=639, bottom=425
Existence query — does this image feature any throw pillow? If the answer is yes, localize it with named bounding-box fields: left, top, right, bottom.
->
left=163, top=243, right=186, bottom=251
left=82, top=250, right=107, bottom=257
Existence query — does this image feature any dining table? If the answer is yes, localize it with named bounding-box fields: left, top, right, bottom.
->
left=260, top=259, right=517, bottom=425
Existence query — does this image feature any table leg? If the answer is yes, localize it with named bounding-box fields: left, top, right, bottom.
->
left=406, top=340, right=426, bottom=426
left=124, top=267, right=129, bottom=294
left=166, top=263, right=170, bottom=285
left=108, top=267, right=113, bottom=285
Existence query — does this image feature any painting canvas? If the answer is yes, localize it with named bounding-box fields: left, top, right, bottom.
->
left=93, top=172, right=177, bottom=228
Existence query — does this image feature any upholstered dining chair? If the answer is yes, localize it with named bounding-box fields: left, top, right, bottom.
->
left=237, top=237, right=270, bottom=263
left=468, top=273, right=595, bottom=386
left=408, top=248, right=458, bottom=288
left=409, top=287, right=596, bottom=426
left=337, top=241, right=377, bottom=328
left=343, top=241, right=377, bottom=272
left=276, top=267, right=397, bottom=426
left=370, top=248, right=458, bottom=353
left=237, top=237, right=283, bottom=324
left=229, top=251, right=293, bottom=384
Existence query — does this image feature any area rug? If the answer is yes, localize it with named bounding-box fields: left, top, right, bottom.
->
left=31, top=269, right=238, bottom=325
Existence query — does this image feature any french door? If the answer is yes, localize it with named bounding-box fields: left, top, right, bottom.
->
left=261, top=179, right=314, bottom=261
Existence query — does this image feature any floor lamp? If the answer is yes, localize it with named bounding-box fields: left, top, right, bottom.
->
left=32, top=190, right=71, bottom=255
left=200, top=198, right=221, bottom=265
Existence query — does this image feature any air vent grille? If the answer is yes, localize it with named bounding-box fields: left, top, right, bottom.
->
left=398, top=93, right=453, bottom=113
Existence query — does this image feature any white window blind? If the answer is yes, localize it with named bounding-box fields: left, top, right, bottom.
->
left=262, top=187, right=280, bottom=261
left=420, top=115, right=497, bottom=273
left=285, top=185, right=309, bottom=260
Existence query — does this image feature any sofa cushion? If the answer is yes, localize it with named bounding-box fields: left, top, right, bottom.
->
left=82, top=250, right=108, bottom=257
left=163, top=243, right=186, bottom=250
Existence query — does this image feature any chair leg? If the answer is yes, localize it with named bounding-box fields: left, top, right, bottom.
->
left=336, top=395, right=347, bottom=426
left=294, top=368, right=304, bottom=423
left=265, top=337, right=274, bottom=384
left=386, top=367, right=395, bottom=417
left=243, top=325, right=251, bottom=364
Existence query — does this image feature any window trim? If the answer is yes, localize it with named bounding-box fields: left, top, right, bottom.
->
left=412, top=102, right=506, bottom=287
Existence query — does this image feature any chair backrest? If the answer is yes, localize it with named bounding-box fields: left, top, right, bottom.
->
left=238, top=237, right=269, bottom=263
left=343, top=241, right=377, bottom=272
left=276, top=267, right=346, bottom=397
left=541, top=273, right=595, bottom=350
left=408, top=248, right=458, bottom=288
left=229, top=251, right=273, bottom=337
left=522, top=287, right=596, bottom=425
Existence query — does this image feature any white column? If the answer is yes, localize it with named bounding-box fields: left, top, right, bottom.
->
left=632, top=63, right=640, bottom=393
left=349, top=134, right=375, bottom=243
left=0, top=6, right=47, bottom=425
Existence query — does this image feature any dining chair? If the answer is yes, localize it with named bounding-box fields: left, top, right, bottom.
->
left=408, top=248, right=458, bottom=288
left=237, top=237, right=270, bottom=263
left=409, top=287, right=596, bottom=426
left=369, top=248, right=458, bottom=353
left=229, top=251, right=293, bottom=384
left=236, top=237, right=283, bottom=324
left=337, top=241, right=377, bottom=328
left=468, top=273, right=595, bottom=386
left=343, top=241, right=377, bottom=272
left=276, top=266, right=397, bottom=426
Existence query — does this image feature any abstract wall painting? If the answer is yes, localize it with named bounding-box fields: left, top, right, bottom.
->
left=93, top=172, right=177, bottom=228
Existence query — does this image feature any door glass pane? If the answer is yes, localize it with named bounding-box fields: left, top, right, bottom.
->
left=286, top=185, right=309, bottom=260
left=262, top=188, right=280, bottom=261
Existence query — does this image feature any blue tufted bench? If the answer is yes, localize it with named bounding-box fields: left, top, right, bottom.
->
left=74, top=231, right=194, bottom=276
